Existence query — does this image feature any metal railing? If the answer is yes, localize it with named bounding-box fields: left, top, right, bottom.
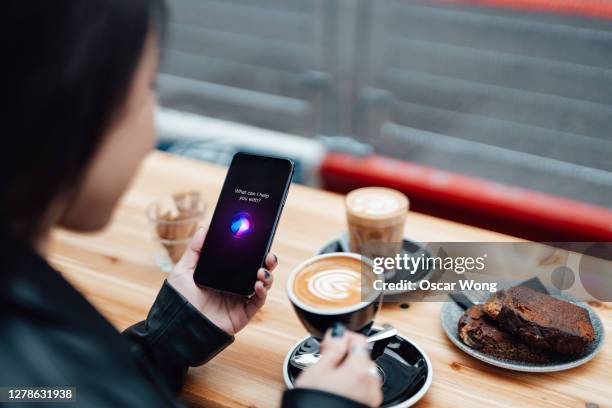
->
left=158, top=0, right=612, bottom=207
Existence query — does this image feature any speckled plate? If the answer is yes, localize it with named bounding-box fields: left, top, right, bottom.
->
left=441, top=294, right=605, bottom=372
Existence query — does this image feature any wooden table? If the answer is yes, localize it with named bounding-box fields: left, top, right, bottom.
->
left=48, top=151, right=611, bottom=408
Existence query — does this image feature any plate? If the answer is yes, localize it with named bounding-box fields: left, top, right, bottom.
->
left=441, top=294, right=605, bottom=372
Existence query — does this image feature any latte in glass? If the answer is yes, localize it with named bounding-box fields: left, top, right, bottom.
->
left=345, top=187, right=408, bottom=259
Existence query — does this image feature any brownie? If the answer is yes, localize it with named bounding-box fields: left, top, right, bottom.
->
left=458, top=305, right=551, bottom=363
left=483, top=286, right=594, bottom=356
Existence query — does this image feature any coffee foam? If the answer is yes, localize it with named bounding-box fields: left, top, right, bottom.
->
left=291, top=255, right=375, bottom=310
left=346, top=187, right=408, bottom=227
left=350, top=193, right=400, bottom=216
left=307, top=268, right=360, bottom=302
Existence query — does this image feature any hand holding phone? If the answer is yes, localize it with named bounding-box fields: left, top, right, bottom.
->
left=168, top=226, right=278, bottom=335
left=194, top=152, right=294, bottom=296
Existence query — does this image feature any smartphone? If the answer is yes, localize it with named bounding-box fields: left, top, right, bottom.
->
left=194, top=152, right=294, bottom=296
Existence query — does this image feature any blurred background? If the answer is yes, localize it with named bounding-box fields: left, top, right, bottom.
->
left=154, top=0, right=612, bottom=241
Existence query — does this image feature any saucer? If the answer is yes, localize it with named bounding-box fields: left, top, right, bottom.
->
left=283, top=327, right=433, bottom=408
left=317, top=234, right=433, bottom=296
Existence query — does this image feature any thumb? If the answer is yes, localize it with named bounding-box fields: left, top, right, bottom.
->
left=175, top=226, right=206, bottom=271
left=317, top=326, right=350, bottom=368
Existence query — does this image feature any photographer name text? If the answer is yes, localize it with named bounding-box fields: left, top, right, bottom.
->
left=371, top=253, right=497, bottom=293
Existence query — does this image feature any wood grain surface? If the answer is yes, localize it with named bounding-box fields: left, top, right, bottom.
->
left=48, top=151, right=611, bottom=408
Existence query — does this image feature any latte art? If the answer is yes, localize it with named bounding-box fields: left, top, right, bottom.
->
left=351, top=194, right=400, bottom=216
left=307, top=269, right=361, bottom=301
left=287, top=253, right=382, bottom=339
left=291, top=255, right=375, bottom=309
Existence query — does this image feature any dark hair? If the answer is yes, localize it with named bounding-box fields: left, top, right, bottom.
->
left=1, top=0, right=166, bottom=241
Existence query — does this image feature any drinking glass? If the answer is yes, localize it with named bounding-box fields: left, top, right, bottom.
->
left=146, top=191, right=206, bottom=272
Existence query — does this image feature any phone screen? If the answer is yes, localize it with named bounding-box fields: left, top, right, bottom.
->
left=194, top=153, right=294, bottom=295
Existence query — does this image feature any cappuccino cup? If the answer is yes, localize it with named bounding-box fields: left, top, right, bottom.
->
left=287, top=253, right=382, bottom=339
left=345, top=187, right=408, bottom=261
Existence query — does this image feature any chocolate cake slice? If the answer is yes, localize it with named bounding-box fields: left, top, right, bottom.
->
left=458, top=305, right=551, bottom=363
left=483, top=286, right=594, bottom=356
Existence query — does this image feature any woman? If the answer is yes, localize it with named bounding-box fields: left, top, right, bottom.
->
left=1, top=1, right=382, bottom=407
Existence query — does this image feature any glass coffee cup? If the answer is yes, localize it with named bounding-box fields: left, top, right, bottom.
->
left=146, top=191, right=206, bottom=272
left=286, top=252, right=383, bottom=339
left=345, top=187, right=408, bottom=258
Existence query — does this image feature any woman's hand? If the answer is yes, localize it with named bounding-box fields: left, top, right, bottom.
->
left=295, top=325, right=383, bottom=407
left=167, top=226, right=277, bottom=335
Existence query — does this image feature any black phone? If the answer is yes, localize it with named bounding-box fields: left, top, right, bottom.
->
left=194, top=152, right=294, bottom=296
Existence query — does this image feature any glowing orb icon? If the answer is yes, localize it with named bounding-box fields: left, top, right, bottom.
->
left=230, top=212, right=253, bottom=238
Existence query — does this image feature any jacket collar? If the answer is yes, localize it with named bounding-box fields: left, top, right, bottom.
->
left=0, top=229, right=112, bottom=330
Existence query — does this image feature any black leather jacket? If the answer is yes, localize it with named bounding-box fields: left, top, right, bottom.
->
left=0, top=236, right=365, bottom=407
